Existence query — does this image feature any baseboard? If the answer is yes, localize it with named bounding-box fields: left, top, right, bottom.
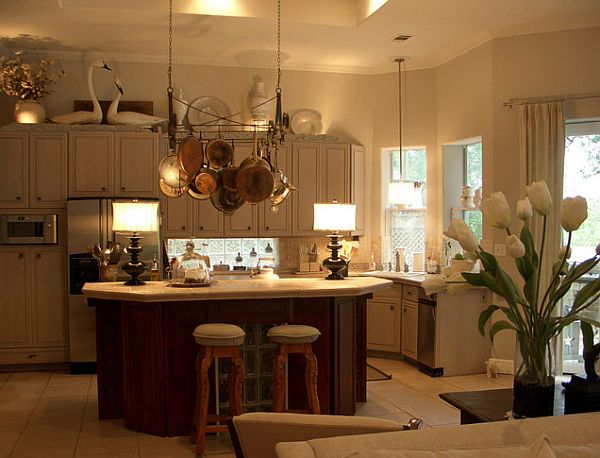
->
left=367, top=350, right=405, bottom=361
left=488, top=358, right=514, bottom=375
left=70, top=362, right=97, bottom=374
left=0, top=362, right=70, bottom=373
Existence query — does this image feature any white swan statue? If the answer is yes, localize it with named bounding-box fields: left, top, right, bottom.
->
left=50, top=60, right=112, bottom=124
left=107, top=75, right=167, bottom=127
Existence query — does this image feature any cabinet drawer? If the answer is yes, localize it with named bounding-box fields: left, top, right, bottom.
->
left=402, top=285, right=419, bottom=301
left=372, top=284, right=402, bottom=301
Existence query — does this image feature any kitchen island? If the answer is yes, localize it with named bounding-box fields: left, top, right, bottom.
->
left=83, top=277, right=392, bottom=436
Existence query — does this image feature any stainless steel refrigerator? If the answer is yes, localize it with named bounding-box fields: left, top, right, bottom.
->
left=67, top=198, right=160, bottom=369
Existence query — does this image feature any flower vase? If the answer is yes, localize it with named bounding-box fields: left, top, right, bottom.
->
left=248, top=77, right=268, bottom=125
left=512, top=333, right=556, bottom=418
left=14, top=99, right=46, bottom=124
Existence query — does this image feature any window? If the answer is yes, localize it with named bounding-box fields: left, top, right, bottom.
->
left=463, top=142, right=483, bottom=241
left=384, top=147, right=427, bottom=270
left=560, top=120, right=600, bottom=374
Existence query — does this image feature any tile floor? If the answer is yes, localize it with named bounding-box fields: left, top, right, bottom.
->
left=0, top=358, right=514, bottom=457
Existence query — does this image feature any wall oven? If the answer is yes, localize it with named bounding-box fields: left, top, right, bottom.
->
left=0, top=214, right=58, bottom=245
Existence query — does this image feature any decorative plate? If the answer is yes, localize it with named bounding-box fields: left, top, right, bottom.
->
left=291, top=110, right=323, bottom=135
left=188, top=96, right=231, bottom=131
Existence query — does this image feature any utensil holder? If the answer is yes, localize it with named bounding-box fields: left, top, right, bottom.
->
left=100, top=264, right=118, bottom=282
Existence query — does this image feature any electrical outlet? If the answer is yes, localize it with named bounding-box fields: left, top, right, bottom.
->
left=493, top=244, right=506, bottom=256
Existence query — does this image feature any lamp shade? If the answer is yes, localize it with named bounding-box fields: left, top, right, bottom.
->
left=313, top=202, right=356, bottom=231
left=112, top=201, right=159, bottom=232
left=389, top=181, right=415, bottom=207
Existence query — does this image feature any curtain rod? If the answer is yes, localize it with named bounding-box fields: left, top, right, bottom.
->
left=503, top=92, right=600, bottom=107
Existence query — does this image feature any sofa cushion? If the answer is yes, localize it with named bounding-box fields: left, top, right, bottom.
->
left=342, top=435, right=556, bottom=458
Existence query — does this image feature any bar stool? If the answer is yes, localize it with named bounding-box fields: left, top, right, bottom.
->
left=267, top=324, right=321, bottom=414
left=192, top=323, right=245, bottom=456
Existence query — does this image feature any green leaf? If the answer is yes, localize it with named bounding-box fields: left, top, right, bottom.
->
left=581, top=321, right=595, bottom=351
left=571, top=280, right=600, bottom=312
left=478, top=304, right=499, bottom=335
left=553, top=259, right=599, bottom=305
left=478, top=250, right=498, bottom=274
left=516, top=225, right=535, bottom=280
left=523, top=269, right=538, bottom=308
left=489, top=320, right=516, bottom=343
left=461, top=272, right=487, bottom=287
left=495, top=269, right=518, bottom=308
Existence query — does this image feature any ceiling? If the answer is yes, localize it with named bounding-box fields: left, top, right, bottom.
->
left=1, top=0, right=600, bottom=74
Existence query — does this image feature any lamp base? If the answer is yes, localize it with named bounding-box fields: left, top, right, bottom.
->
left=121, top=233, right=146, bottom=286
left=322, top=233, right=347, bottom=280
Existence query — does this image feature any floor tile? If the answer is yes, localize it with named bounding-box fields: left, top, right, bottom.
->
left=20, top=422, right=81, bottom=442
left=75, top=435, right=139, bottom=456
left=0, top=441, right=15, bottom=458
left=10, top=438, right=77, bottom=458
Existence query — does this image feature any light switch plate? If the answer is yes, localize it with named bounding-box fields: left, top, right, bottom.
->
left=493, top=244, right=506, bottom=256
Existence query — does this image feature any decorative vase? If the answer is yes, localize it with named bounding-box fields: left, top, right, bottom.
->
left=173, top=88, right=188, bottom=127
left=512, top=333, right=556, bottom=418
left=248, top=77, right=269, bottom=125
left=14, top=99, right=46, bottom=124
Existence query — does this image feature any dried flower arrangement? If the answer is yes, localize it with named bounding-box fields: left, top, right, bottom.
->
left=0, top=50, right=64, bottom=100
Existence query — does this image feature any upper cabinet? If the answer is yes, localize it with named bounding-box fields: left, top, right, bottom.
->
left=69, top=131, right=158, bottom=198
left=258, top=143, right=292, bottom=237
left=0, top=131, right=67, bottom=208
left=350, top=145, right=366, bottom=235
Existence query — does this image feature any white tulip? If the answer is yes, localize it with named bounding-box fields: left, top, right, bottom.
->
left=422, top=275, right=447, bottom=297
left=526, top=181, right=552, bottom=215
left=558, top=246, right=572, bottom=260
left=516, top=197, right=533, bottom=220
left=444, top=219, right=479, bottom=253
left=561, top=196, right=588, bottom=232
left=506, top=235, right=525, bottom=258
left=480, top=191, right=512, bottom=229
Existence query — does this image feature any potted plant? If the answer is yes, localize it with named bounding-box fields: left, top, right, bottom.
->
left=0, top=50, right=64, bottom=123
left=440, top=181, right=600, bottom=417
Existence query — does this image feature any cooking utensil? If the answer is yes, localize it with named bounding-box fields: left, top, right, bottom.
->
left=188, top=181, right=211, bottom=200
left=158, top=154, right=188, bottom=189
left=235, top=131, right=275, bottom=203
left=210, top=169, right=245, bottom=214
left=177, top=136, right=203, bottom=178
left=205, top=138, right=234, bottom=169
left=269, top=169, right=298, bottom=205
left=194, top=164, right=218, bottom=194
left=221, top=140, right=238, bottom=191
left=159, top=179, right=187, bottom=198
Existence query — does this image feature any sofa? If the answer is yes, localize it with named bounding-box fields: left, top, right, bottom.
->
left=232, top=412, right=600, bottom=458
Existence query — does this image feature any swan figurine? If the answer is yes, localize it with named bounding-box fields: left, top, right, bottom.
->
left=107, top=75, right=167, bottom=127
left=50, top=60, right=112, bottom=124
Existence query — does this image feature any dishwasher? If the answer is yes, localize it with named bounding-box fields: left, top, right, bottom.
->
left=417, top=292, right=443, bottom=377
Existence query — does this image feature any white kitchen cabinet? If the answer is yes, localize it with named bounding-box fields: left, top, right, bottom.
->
left=350, top=144, right=366, bottom=235
left=69, top=131, right=158, bottom=197
left=0, top=246, right=68, bottom=364
left=258, top=143, right=292, bottom=237
left=367, top=284, right=402, bottom=352
left=401, top=299, right=418, bottom=360
left=224, top=142, right=258, bottom=237
left=292, top=142, right=321, bottom=236
left=0, top=132, right=67, bottom=208
left=161, top=193, right=223, bottom=239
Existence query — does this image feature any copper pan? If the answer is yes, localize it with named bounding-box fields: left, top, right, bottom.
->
left=178, top=136, right=203, bottom=178
left=206, top=138, right=234, bottom=169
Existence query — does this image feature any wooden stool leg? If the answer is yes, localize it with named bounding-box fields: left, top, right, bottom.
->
left=272, top=348, right=287, bottom=412
left=229, top=355, right=244, bottom=416
left=195, top=348, right=214, bottom=456
left=304, top=346, right=320, bottom=414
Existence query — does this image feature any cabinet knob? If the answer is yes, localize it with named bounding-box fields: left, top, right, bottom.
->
left=36, top=253, right=41, bottom=259
left=28, top=353, right=37, bottom=359
left=37, top=196, right=42, bottom=201
left=121, top=186, right=126, bottom=191
left=199, top=226, right=204, bottom=230
left=181, top=226, right=186, bottom=230
left=18, top=253, right=24, bottom=258
left=16, top=196, right=21, bottom=200
left=101, top=187, right=106, bottom=191
left=265, top=226, right=270, bottom=230
left=247, top=226, right=251, bottom=230
left=389, top=305, right=394, bottom=311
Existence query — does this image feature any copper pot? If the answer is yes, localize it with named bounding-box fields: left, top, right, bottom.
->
left=206, top=138, right=234, bottom=169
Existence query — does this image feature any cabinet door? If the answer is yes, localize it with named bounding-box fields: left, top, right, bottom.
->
left=162, top=194, right=192, bottom=238
left=401, top=301, right=418, bottom=359
left=115, top=133, right=158, bottom=197
left=0, top=250, right=30, bottom=347
left=193, top=198, right=223, bottom=237
left=0, top=133, right=28, bottom=208
left=259, top=143, right=291, bottom=236
left=367, top=299, right=401, bottom=352
left=30, top=133, right=68, bottom=208
left=321, top=143, right=350, bottom=203
left=69, top=132, right=114, bottom=196
left=350, top=145, right=365, bottom=235
left=292, top=142, right=320, bottom=236
left=31, top=248, right=66, bottom=346
left=224, top=142, right=257, bottom=236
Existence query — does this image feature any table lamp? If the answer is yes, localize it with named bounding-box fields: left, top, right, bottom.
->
left=112, top=201, right=159, bottom=286
left=313, top=200, right=356, bottom=280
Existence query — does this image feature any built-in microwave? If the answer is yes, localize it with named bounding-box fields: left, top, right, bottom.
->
left=0, top=214, right=58, bottom=245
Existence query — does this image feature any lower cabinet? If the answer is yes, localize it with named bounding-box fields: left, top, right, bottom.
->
left=0, top=247, right=68, bottom=364
left=367, top=284, right=402, bottom=353
left=401, top=299, right=418, bottom=360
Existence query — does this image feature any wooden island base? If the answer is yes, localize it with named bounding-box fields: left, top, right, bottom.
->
left=85, top=277, right=391, bottom=436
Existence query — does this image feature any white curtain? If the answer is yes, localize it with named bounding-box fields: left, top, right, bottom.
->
left=518, top=101, right=565, bottom=290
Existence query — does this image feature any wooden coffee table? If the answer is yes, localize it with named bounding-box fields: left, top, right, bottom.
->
left=439, top=386, right=565, bottom=424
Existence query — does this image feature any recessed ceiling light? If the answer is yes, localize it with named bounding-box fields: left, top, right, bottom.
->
left=392, top=34, right=412, bottom=42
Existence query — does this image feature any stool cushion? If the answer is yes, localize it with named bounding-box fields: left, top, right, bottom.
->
left=193, top=323, right=245, bottom=346
left=267, top=325, right=321, bottom=344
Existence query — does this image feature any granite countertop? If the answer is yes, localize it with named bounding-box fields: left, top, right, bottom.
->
left=83, top=276, right=393, bottom=302
left=357, top=271, right=427, bottom=285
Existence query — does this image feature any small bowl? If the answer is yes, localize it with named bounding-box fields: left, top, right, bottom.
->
left=450, top=259, right=475, bottom=273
